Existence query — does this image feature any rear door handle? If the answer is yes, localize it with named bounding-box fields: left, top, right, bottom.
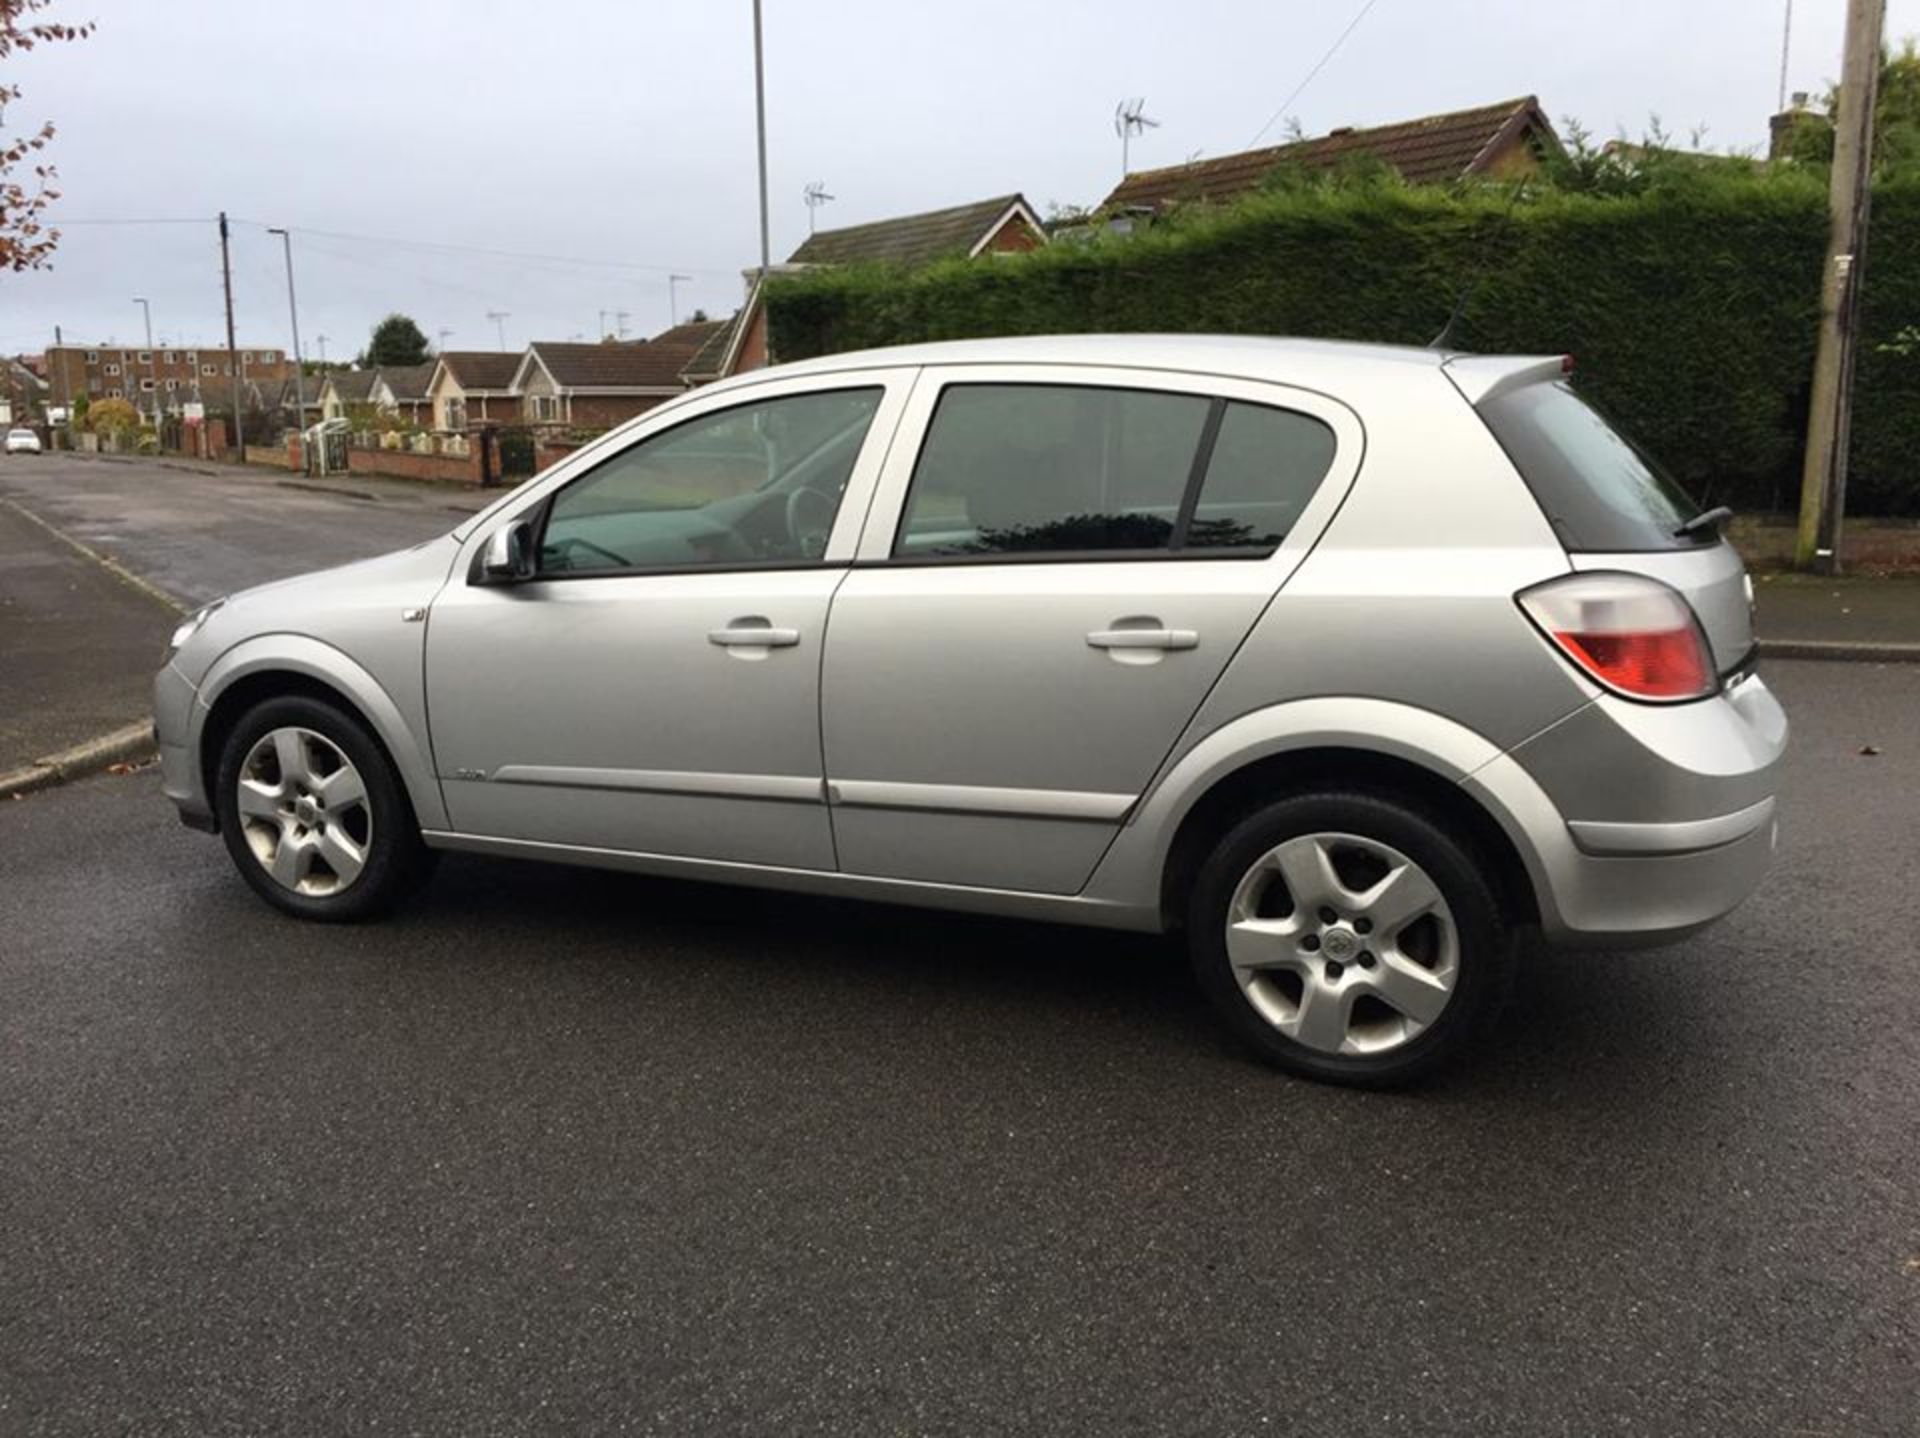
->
left=1086, top=628, right=1198, bottom=651
left=709, top=619, right=801, bottom=648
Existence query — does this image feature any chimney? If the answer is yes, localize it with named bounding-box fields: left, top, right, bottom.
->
left=1769, top=92, right=1829, bottom=161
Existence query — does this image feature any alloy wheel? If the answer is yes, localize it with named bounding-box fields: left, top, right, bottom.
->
left=1225, top=831, right=1459, bottom=1056
left=234, top=726, right=373, bottom=896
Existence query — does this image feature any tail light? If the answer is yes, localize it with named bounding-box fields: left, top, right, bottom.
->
left=1517, top=573, right=1716, bottom=702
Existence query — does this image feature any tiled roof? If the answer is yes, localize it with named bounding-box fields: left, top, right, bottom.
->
left=1102, top=98, right=1553, bottom=211
left=680, top=311, right=741, bottom=382
left=377, top=363, right=434, bottom=402
left=437, top=351, right=520, bottom=392
left=325, top=370, right=378, bottom=403
left=788, top=194, right=1036, bottom=267
left=648, top=319, right=729, bottom=351
left=528, top=333, right=720, bottom=390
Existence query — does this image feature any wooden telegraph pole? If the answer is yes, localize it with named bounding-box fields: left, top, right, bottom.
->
left=1794, top=0, right=1886, bottom=573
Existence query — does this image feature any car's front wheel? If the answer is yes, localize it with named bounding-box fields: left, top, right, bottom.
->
left=214, top=694, right=435, bottom=921
left=1187, top=791, right=1514, bottom=1087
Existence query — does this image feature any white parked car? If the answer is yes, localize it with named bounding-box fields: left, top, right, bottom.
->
left=4, top=428, right=42, bottom=454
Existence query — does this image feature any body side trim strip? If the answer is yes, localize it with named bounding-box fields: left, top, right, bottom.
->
left=829, top=778, right=1134, bottom=822
left=485, top=765, right=825, bottom=804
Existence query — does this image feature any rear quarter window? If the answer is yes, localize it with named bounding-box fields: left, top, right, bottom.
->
left=1477, top=381, right=1706, bottom=552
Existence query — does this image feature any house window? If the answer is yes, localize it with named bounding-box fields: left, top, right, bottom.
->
left=140, top=378, right=156, bottom=392
left=201, top=364, right=217, bottom=376
left=260, top=350, right=277, bottom=364
left=165, top=379, right=179, bottom=391
left=106, top=387, right=122, bottom=398
left=529, top=395, right=560, bottom=421
left=105, top=363, right=121, bottom=376
left=85, top=350, right=99, bottom=364
left=163, top=351, right=176, bottom=363
left=137, top=351, right=151, bottom=364
left=122, top=351, right=133, bottom=363
left=443, top=397, right=467, bottom=431
left=186, top=351, right=198, bottom=364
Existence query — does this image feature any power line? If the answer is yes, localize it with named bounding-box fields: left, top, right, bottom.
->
left=228, top=217, right=734, bottom=278
left=1244, top=0, right=1386, bottom=149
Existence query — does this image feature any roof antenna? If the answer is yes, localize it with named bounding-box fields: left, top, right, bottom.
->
left=803, top=180, right=835, bottom=234
left=1429, top=179, right=1530, bottom=350
left=1114, top=98, right=1160, bottom=178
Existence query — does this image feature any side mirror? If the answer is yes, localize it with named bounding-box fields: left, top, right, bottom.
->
left=481, top=519, right=535, bottom=582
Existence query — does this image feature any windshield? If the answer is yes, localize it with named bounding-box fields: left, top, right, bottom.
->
left=1478, top=381, right=1706, bottom=552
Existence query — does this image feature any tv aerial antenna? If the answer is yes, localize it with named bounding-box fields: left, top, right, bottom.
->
left=803, top=180, right=835, bottom=234
left=1114, top=97, right=1160, bottom=177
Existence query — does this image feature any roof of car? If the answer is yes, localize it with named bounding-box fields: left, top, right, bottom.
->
left=732, top=333, right=1466, bottom=387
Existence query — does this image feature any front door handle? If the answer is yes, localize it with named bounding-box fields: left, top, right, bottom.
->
left=709, top=617, right=801, bottom=649
left=1086, top=627, right=1198, bottom=651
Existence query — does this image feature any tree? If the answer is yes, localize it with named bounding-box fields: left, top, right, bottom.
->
left=1, top=1, right=94, bottom=271
left=1781, top=38, right=1920, bottom=172
left=365, top=313, right=431, bottom=367
left=82, top=396, right=138, bottom=434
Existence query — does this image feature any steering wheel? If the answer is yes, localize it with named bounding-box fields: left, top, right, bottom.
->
left=785, top=486, right=838, bottom=558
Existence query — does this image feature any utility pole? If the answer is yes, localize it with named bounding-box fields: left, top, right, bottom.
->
left=1778, top=0, right=1795, bottom=111
left=316, top=333, right=329, bottom=365
left=267, top=228, right=307, bottom=446
left=487, top=310, right=510, bottom=350
left=752, top=0, right=771, bottom=282
left=132, top=297, right=158, bottom=430
left=1794, top=0, right=1885, bottom=573
left=219, top=211, right=243, bottom=461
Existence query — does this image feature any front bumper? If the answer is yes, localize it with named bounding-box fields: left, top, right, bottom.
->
left=153, top=659, right=214, bottom=831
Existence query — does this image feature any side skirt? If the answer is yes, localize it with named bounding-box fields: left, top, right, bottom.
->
left=418, top=829, right=1166, bottom=934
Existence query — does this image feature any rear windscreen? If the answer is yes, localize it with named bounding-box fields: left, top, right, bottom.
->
left=1478, top=381, right=1707, bottom=552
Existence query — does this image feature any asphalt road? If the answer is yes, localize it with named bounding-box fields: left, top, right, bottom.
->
left=0, top=452, right=477, bottom=606
left=2, top=660, right=1915, bottom=1436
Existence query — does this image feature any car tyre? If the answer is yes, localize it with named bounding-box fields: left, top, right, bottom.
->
left=214, top=694, right=436, bottom=922
left=1187, top=790, right=1513, bottom=1087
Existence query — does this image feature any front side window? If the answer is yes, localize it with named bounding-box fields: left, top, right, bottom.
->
left=540, top=387, right=883, bottom=575
left=893, top=383, right=1336, bottom=560
left=105, top=363, right=121, bottom=376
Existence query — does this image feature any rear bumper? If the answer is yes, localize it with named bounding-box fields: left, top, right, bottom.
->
left=1470, top=672, right=1787, bottom=948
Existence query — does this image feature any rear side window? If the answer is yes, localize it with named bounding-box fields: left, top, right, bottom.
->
left=1478, top=381, right=1705, bottom=552
left=893, top=383, right=1336, bottom=560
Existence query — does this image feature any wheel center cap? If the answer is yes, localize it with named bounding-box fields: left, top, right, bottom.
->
left=1321, top=928, right=1359, bottom=961
left=295, top=795, right=321, bottom=825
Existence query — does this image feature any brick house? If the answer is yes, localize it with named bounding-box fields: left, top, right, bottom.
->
left=369, top=364, right=435, bottom=428
left=513, top=323, right=726, bottom=428
left=41, top=344, right=296, bottom=416
left=1099, top=97, right=1560, bottom=216
left=318, top=369, right=378, bottom=420
left=424, top=352, right=519, bottom=431
left=683, top=194, right=1047, bottom=390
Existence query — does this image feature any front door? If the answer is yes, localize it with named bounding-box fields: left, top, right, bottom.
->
left=822, top=369, right=1360, bottom=894
left=427, top=376, right=905, bottom=870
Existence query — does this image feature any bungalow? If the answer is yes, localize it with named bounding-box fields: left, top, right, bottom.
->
left=369, top=363, right=435, bottom=429
left=1099, top=96, right=1559, bottom=216
left=684, top=193, right=1046, bottom=389
left=513, top=323, right=726, bottom=429
left=318, top=369, right=378, bottom=421
left=425, top=352, right=519, bottom=431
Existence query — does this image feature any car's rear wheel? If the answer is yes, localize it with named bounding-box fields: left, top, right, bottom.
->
left=214, top=694, right=435, bottom=921
left=1187, top=791, right=1513, bottom=1087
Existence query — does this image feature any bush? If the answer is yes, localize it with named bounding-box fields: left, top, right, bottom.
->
left=768, top=170, right=1920, bottom=515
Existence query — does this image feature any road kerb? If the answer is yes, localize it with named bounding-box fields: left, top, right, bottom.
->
left=0, top=722, right=159, bottom=800
left=0, top=498, right=187, bottom=615
left=1758, top=639, right=1920, bottom=664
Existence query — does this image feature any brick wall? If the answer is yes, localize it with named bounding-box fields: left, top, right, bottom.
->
left=243, top=440, right=300, bottom=470
left=347, top=443, right=486, bottom=485
left=565, top=394, right=670, bottom=429
left=533, top=437, right=586, bottom=473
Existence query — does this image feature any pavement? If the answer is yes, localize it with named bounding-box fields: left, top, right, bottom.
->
left=1752, top=573, right=1920, bottom=653
left=0, top=657, right=1915, bottom=1436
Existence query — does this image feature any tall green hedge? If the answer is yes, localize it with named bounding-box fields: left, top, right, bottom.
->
left=768, top=177, right=1920, bottom=515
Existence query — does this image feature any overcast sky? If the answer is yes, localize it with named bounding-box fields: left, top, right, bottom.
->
left=5, top=0, right=1917, bottom=361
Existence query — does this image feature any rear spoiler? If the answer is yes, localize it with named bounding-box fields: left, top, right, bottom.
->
left=1441, top=354, right=1571, bottom=406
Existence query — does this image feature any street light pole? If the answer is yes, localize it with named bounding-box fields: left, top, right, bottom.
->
left=266, top=228, right=308, bottom=445
left=132, top=297, right=157, bottom=430
left=752, top=0, right=771, bottom=281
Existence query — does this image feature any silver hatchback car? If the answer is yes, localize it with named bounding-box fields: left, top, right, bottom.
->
left=155, top=336, right=1786, bottom=1084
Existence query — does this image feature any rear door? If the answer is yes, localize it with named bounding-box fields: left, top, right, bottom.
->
left=1469, top=375, right=1755, bottom=671
left=820, top=365, right=1362, bottom=894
